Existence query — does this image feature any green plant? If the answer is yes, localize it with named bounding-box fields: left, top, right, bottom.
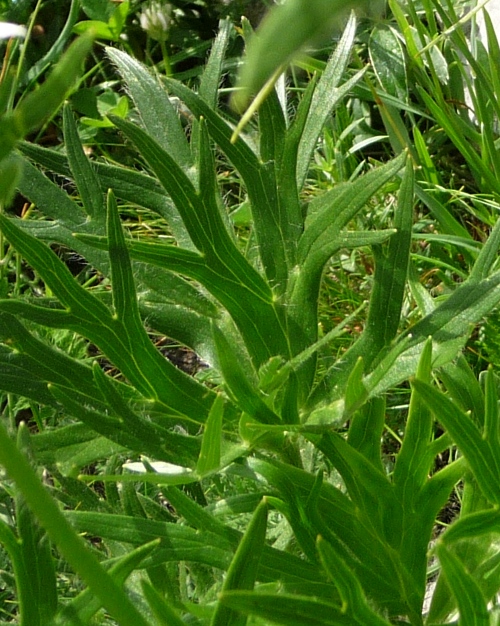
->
left=1, top=2, right=500, bottom=625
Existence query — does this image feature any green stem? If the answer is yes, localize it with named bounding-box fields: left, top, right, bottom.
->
left=160, top=39, right=172, bottom=77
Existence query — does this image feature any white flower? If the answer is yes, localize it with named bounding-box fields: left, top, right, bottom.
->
left=139, top=2, right=172, bottom=42
left=0, top=22, right=27, bottom=40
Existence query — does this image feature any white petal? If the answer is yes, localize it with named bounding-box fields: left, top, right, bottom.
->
left=123, top=461, right=192, bottom=475
left=0, top=22, right=27, bottom=40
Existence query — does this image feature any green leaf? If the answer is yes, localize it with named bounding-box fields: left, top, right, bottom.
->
left=296, top=14, right=365, bottom=187
left=15, top=154, right=86, bottom=227
left=298, top=153, right=406, bottom=269
left=442, top=508, right=500, bottom=545
left=0, top=421, right=151, bottom=626
left=364, top=270, right=500, bottom=397
left=199, top=18, right=233, bottom=109
left=141, top=581, right=186, bottom=626
left=64, top=509, right=326, bottom=587
left=196, top=394, right=224, bottom=476
left=212, top=323, right=280, bottom=425
left=413, top=379, right=500, bottom=505
left=164, top=78, right=290, bottom=288
left=219, top=592, right=361, bottom=626
left=63, top=104, right=105, bottom=221
left=0, top=155, right=23, bottom=207
left=344, top=357, right=368, bottom=416
left=315, top=432, right=396, bottom=541
left=232, top=0, right=376, bottom=111
left=32, top=423, right=126, bottom=473
left=259, top=84, right=287, bottom=164
left=49, top=382, right=199, bottom=466
left=108, top=113, right=269, bottom=289
left=106, top=47, right=192, bottom=170
left=15, top=427, right=57, bottom=626
left=84, top=231, right=286, bottom=367
left=0, top=312, right=105, bottom=409
left=247, top=457, right=412, bottom=613
left=161, top=484, right=239, bottom=540
left=317, top=537, right=392, bottom=626
left=437, top=543, right=490, bottom=626
left=19, top=143, right=193, bottom=248
left=369, top=24, right=408, bottom=101
left=483, top=366, right=499, bottom=445
left=56, top=540, right=160, bottom=626
left=211, top=499, right=268, bottom=626
left=470, top=215, right=500, bottom=283
left=393, top=339, right=433, bottom=497
left=81, top=0, right=114, bottom=21
left=439, top=355, right=485, bottom=426
left=358, top=158, right=413, bottom=358
left=24, top=0, right=82, bottom=86
left=290, top=153, right=406, bottom=349
left=0, top=207, right=215, bottom=421
left=10, top=31, right=95, bottom=144
left=347, top=396, right=386, bottom=473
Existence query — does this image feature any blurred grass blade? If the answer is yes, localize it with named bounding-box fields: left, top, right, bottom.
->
left=0, top=155, right=22, bottom=208
left=0, top=31, right=95, bottom=162
left=211, top=499, right=268, bottom=626
left=232, top=0, right=374, bottom=111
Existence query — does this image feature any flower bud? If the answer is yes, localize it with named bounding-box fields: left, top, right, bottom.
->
left=139, top=2, right=172, bottom=42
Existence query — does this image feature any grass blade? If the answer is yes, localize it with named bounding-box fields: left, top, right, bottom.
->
left=211, top=499, right=268, bottom=626
left=63, top=104, right=104, bottom=221
left=0, top=422, right=152, bottom=626
left=196, top=394, right=224, bottom=476
left=296, top=13, right=363, bottom=187
left=437, top=543, right=489, bottom=626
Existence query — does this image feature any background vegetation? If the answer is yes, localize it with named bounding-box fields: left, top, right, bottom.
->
left=1, top=0, right=500, bottom=624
